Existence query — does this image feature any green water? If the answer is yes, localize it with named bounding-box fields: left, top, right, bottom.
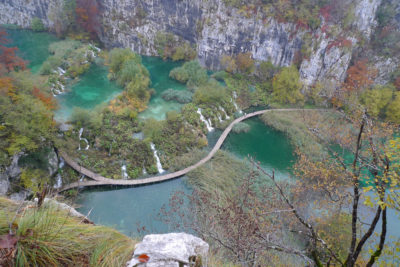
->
left=207, top=117, right=295, bottom=180
left=77, top=118, right=295, bottom=235
left=5, top=29, right=59, bottom=73
left=139, top=56, right=187, bottom=120
left=76, top=178, right=191, bottom=236
left=55, top=63, right=123, bottom=122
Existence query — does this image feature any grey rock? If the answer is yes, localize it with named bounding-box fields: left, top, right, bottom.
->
left=353, top=0, right=381, bottom=38
left=0, top=173, right=10, bottom=196
left=8, top=153, right=23, bottom=179
left=373, top=56, right=400, bottom=85
left=59, top=123, right=72, bottom=132
left=127, top=233, right=209, bottom=267
left=42, top=198, right=90, bottom=220
left=0, top=0, right=388, bottom=95
left=10, top=190, right=29, bottom=202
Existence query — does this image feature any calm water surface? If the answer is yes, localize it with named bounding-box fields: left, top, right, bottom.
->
left=5, top=29, right=59, bottom=73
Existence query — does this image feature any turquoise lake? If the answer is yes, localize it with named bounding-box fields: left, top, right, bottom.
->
left=7, top=29, right=399, bottom=253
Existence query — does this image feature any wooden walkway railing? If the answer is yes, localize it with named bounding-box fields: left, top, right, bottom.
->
left=59, top=109, right=315, bottom=191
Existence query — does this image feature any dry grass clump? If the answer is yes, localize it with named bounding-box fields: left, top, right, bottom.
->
left=0, top=197, right=136, bottom=267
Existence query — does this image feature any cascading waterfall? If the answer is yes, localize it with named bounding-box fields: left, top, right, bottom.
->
left=219, top=107, right=230, bottom=119
left=121, top=165, right=129, bottom=179
left=53, top=157, right=65, bottom=189
left=52, top=45, right=101, bottom=96
left=150, top=143, right=165, bottom=174
left=232, top=91, right=243, bottom=114
left=217, top=114, right=223, bottom=122
left=57, top=67, right=66, bottom=75
left=197, top=108, right=214, bottom=132
left=78, top=128, right=89, bottom=151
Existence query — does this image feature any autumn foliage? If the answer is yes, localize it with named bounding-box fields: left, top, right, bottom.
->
left=0, top=29, right=26, bottom=73
left=75, top=0, right=100, bottom=39
left=0, top=77, right=17, bottom=100
left=32, top=87, right=57, bottom=110
left=342, top=59, right=377, bottom=92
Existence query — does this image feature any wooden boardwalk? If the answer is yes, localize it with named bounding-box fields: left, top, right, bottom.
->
left=59, top=109, right=311, bottom=192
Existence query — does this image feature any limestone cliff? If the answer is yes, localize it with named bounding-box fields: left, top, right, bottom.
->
left=0, top=0, right=391, bottom=96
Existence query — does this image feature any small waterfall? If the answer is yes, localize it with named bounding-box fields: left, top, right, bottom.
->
left=57, top=81, right=65, bottom=92
left=121, top=165, right=129, bottom=179
left=232, top=92, right=243, bottom=114
left=53, top=157, right=65, bottom=189
left=90, top=44, right=101, bottom=52
left=217, top=114, right=223, bottom=122
left=57, top=67, right=66, bottom=75
left=150, top=143, right=165, bottom=174
left=142, top=167, right=147, bottom=175
left=197, top=108, right=214, bottom=132
left=59, top=157, right=65, bottom=169
left=219, top=107, right=230, bottom=119
left=78, top=128, right=89, bottom=151
left=54, top=174, right=62, bottom=189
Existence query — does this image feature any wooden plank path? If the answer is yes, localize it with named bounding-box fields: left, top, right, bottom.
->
left=58, top=109, right=314, bottom=192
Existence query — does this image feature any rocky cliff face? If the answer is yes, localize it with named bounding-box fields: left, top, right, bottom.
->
left=99, top=0, right=305, bottom=69
left=0, top=0, right=62, bottom=28
left=0, top=0, right=388, bottom=95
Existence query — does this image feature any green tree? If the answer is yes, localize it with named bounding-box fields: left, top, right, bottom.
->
left=386, top=92, right=400, bottom=123
left=193, top=80, right=229, bottom=106
left=169, top=60, right=208, bottom=88
left=271, top=65, right=304, bottom=104
left=31, top=18, right=45, bottom=32
left=361, top=85, right=393, bottom=117
left=108, top=48, right=140, bottom=75
left=236, top=52, right=254, bottom=73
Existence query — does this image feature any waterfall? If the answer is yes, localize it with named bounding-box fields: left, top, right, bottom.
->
left=217, top=114, right=223, bottom=122
left=57, top=67, right=66, bottom=75
left=53, top=157, right=65, bottom=189
left=53, top=174, right=62, bottom=189
left=121, top=165, right=129, bottom=179
left=232, top=92, right=243, bottom=114
left=196, top=108, right=214, bottom=132
left=59, top=157, right=65, bottom=169
left=142, top=167, right=147, bottom=175
left=78, top=128, right=89, bottom=151
left=219, top=107, right=230, bottom=119
left=90, top=44, right=101, bottom=52
left=57, top=81, right=65, bottom=92
left=150, top=143, right=165, bottom=174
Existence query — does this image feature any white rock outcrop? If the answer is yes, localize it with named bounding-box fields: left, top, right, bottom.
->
left=127, top=233, right=209, bottom=267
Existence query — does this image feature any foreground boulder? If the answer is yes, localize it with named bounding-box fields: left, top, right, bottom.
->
left=127, top=233, right=209, bottom=267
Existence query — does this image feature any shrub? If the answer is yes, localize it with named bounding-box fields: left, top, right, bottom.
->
left=232, top=122, right=251, bottom=133
left=361, top=85, right=394, bottom=117
left=161, top=89, right=193, bottom=103
left=220, top=55, right=237, bottom=73
left=193, top=80, right=229, bottom=106
left=236, top=52, right=254, bottom=73
left=108, top=48, right=140, bottom=75
left=386, top=92, right=400, bottom=124
left=171, top=43, right=197, bottom=61
left=49, top=40, right=81, bottom=58
left=31, top=17, right=45, bottom=31
left=169, top=60, right=208, bottom=88
left=0, top=198, right=136, bottom=266
left=71, top=107, right=92, bottom=127
left=271, top=65, right=304, bottom=104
